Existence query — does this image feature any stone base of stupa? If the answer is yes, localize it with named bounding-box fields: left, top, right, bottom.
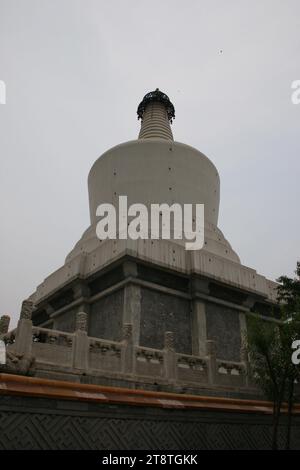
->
left=1, top=236, right=278, bottom=399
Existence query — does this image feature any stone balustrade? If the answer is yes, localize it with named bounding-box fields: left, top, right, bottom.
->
left=31, top=326, right=74, bottom=366
left=216, top=359, right=246, bottom=387
left=89, top=337, right=122, bottom=372
left=1, top=316, right=250, bottom=391
left=32, top=326, right=74, bottom=346
left=135, top=345, right=165, bottom=378
left=176, top=353, right=208, bottom=383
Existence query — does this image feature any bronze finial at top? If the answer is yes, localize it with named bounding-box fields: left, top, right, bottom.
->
left=137, top=88, right=175, bottom=123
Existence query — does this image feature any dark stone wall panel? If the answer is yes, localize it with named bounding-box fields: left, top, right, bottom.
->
left=53, top=310, right=76, bottom=333
left=206, top=303, right=241, bottom=361
left=89, top=290, right=124, bottom=341
left=140, top=288, right=191, bottom=354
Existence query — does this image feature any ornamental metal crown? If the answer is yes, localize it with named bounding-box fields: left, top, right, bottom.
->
left=137, top=88, right=175, bottom=123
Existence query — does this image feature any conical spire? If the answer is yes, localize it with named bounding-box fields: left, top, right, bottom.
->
left=137, top=89, right=175, bottom=140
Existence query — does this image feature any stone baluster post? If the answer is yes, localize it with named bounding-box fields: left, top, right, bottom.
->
left=121, top=323, right=133, bottom=374
left=239, top=312, right=250, bottom=387
left=206, top=339, right=217, bottom=385
left=241, top=341, right=251, bottom=388
left=122, top=261, right=141, bottom=347
left=72, top=312, right=89, bottom=371
left=0, top=315, right=10, bottom=336
left=164, top=331, right=176, bottom=382
left=15, top=300, right=33, bottom=356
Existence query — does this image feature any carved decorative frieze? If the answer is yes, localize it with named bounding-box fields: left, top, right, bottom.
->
left=122, top=323, right=133, bottom=341
left=164, top=331, right=175, bottom=351
left=76, top=312, right=88, bottom=332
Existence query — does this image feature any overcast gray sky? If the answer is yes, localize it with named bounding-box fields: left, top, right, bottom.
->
left=0, top=0, right=299, bottom=327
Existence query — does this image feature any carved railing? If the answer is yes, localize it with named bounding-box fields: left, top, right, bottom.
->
left=89, top=337, right=122, bottom=356
left=135, top=346, right=164, bottom=378
left=215, top=359, right=246, bottom=386
left=135, top=346, right=164, bottom=363
left=2, top=319, right=249, bottom=390
left=32, top=327, right=74, bottom=347
left=89, top=337, right=122, bottom=372
left=31, top=327, right=74, bottom=366
left=216, top=359, right=245, bottom=376
left=176, top=353, right=208, bottom=383
left=177, top=353, right=207, bottom=370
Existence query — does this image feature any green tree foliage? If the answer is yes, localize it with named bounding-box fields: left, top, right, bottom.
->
left=245, top=262, right=300, bottom=450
